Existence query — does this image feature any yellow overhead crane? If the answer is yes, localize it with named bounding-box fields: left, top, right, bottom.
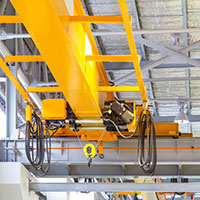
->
left=0, top=0, right=183, bottom=175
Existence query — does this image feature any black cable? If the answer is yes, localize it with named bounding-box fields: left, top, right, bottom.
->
left=46, top=121, right=61, bottom=137
left=172, top=192, right=185, bottom=200
left=104, top=118, right=139, bottom=139
left=137, top=109, right=157, bottom=175
left=155, top=192, right=159, bottom=200
left=25, top=113, right=51, bottom=176
left=104, top=108, right=157, bottom=175
left=109, top=81, right=115, bottom=86
left=176, top=192, right=185, bottom=195
left=172, top=193, right=176, bottom=200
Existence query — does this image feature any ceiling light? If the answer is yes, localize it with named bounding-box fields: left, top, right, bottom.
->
left=174, top=103, right=189, bottom=124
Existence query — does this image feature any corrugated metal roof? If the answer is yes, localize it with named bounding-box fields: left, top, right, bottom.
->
left=87, top=0, right=200, bottom=135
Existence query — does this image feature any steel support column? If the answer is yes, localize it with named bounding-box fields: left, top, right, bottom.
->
left=6, top=67, right=17, bottom=138
left=182, top=0, right=191, bottom=133
left=5, top=0, right=17, bottom=139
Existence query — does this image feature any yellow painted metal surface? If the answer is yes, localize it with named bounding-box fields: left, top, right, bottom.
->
left=0, top=15, right=130, bottom=24
left=98, top=141, right=104, bottom=155
left=98, top=86, right=145, bottom=92
left=52, top=122, right=180, bottom=138
left=74, top=0, right=114, bottom=103
left=81, top=131, right=118, bottom=141
left=118, top=192, right=141, bottom=195
left=135, top=105, right=179, bottom=136
left=60, top=16, right=130, bottom=23
left=118, top=0, right=147, bottom=103
left=0, top=16, right=22, bottom=23
left=10, top=0, right=104, bottom=118
left=154, top=123, right=179, bottom=137
left=42, top=99, right=67, bottom=120
left=126, top=100, right=136, bottom=132
left=44, top=104, right=180, bottom=139
left=86, top=55, right=133, bottom=62
left=26, top=105, right=32, bottom=122
left=5, top=55, right=44, bottom=63
left=27, top=87, right=61, bottom=93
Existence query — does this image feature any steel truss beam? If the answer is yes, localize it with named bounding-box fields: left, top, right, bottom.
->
left=136, top=98, right=200, bottom=103
left=29, top=182, right=200, bottom=192
left=2, top=138, right=200, bottom=178
left=114, top=39, right=200, bottom=84
left=92, top=28, right=200, bottom=36
left=104, top=61, right=200, bottom=71
left=131, top=0, right=146, bottom=60
left=3, top=28, right=200, bottom=39
left=147, top=71, right=157, bottom=117
left=122, top=76, right=200, bottom=84
left=95, top=22, right=200, bottom=85
left=154, top=115, right=200, bottom=122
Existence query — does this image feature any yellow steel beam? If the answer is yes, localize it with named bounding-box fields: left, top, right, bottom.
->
left=0, top=15, right=130, bottom=24
left=0, top=16, right=22, bottom=23
left=98, top=86, right=144, bottom=92
left=86, top=55, right=133, bottom=62
left=5, top=55, right=44, bottom=63
left=27, top=87, right=61, bottom=93
left=118, top=0, right=147, bottom=103
left=10, top=0, right=102, bottom=117
left=60, top=16, right=130, bottom=23
left=0, top=57, right=33, bottom=105
left=74, top=0, right=114, bottom=101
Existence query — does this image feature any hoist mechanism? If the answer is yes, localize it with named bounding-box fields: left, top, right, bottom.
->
left=83, top=144, right=97, bottom=167
left=41, top=99, right=137, bottom=134
left=25, top=98, right=159, bottom=176
left=0, top=0, right=181, bottom=177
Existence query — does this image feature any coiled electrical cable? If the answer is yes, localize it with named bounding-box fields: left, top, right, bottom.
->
left=137, top=109, right=157, bottom=175
left=104, top=108, right=157, bottom=175
left=25, top=113, right=51, bottom=176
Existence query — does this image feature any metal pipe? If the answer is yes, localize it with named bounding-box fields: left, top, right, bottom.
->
left=0, top=0, right=8, bottom=15
left=92, top=28, right=200, bottom=36
left=32, top=82, right=58, bottom=87
left=3, top=28, right=200, bottom=40
left=17, top=67, right=42, bottom=110
left=0, top=33, right=31, bottom=40
left=69, top=126, right=105, bottom=131
left=65, top=119, right=104, bottom=124
left=0, top=41, right=42, bottom=110
left=123, top=76, right=200, bottom=84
